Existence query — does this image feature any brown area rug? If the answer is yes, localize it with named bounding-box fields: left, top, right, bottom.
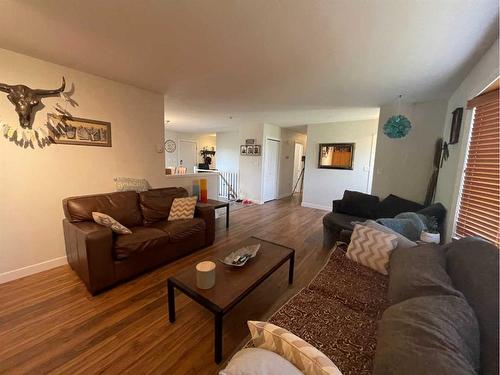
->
left=268, top=246, right=388, bottom=375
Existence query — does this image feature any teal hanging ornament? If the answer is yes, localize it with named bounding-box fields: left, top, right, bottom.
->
left=383, top=95, right=411, bottom=139
left=383, top=115, right=411, bottom=138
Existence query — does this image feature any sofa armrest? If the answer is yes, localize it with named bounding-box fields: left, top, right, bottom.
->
left=63, top=219, right=115, bottom=295
left=332, top=199, right=343, bottom=213
left=195, top=205, right=215, bottom=246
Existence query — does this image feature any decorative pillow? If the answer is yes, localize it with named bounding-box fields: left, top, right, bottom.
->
left=92, top=212, right=132, bottom=234
left=247, top=321, right=342, bottom=375
left=220, top=348, right=303, bottom=375
left=346, top=224, right=398, bottom=275
left=114, top=177, right=150, bottom=192
left=168, top=196, right=197, bottom=221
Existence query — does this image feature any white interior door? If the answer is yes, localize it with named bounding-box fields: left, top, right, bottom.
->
left=263, top=139, right=280, bottom=202
left=292, top=143, right=304, bottom=193
left=179, top=140, right=197, bottom=172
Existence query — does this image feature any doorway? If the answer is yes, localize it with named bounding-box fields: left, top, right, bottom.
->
left=292, top=143, right=304, bottom=193
left=263, top=138, right=280, bottom=202
left=179, top=140, right=197, bottom=173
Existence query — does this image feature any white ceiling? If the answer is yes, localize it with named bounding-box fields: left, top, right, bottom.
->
left=0, top=0, right=498, bottom=132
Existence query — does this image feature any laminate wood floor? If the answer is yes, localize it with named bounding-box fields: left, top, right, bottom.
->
left=0, top=196, right=330, bottom=375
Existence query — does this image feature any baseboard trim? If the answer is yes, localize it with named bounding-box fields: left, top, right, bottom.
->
left=301, top=201, right=330, bottom=211
left=0, top=256, right=68, bottom=284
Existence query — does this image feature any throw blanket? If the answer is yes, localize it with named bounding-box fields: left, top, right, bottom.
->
left=376, top=212, right=428, bottom=241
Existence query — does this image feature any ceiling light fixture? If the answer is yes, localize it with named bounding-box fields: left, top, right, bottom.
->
left=383, top=95, right=412, bottom=139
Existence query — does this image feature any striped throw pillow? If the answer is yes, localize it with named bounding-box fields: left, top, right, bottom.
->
left=168, top=196, right=197, bottom=221
left=346, top=224, right=398, bottom=275
left=247, top=321, right=342, bottom=375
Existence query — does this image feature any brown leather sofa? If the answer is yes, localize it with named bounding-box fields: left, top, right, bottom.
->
left=62, top=187, right=215, bottom=295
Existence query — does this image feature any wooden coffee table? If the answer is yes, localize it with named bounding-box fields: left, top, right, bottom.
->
left=167, top=236, right=295, bottom=363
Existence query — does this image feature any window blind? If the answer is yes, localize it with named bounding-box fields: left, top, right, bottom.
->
left=455, top=88, right=499, bottom=246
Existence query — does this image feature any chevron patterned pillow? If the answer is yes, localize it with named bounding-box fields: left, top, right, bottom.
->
left=346, top=224, right=398, bottom=275
left=168, top=196, right=197, bottom=221
left=247, top=321, right=342, bottom=375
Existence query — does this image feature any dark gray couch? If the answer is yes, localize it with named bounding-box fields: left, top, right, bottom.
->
left=374, top=237, right=499, bottom=375
left=322, top=190, right=446, bottom=248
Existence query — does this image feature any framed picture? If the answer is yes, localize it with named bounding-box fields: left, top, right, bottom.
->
left=246, top=145, right=254, bottom=155
left=240, top=145, right=247, bottom=155
left=245, top=138, right=255, bottom=145
left=253, top=145, right=261, bottom=155
left=318, top=143, right=354, bottom=169
left=449, top=107, right=463, bottom=145
left=47, top=114, right=111, bottom=147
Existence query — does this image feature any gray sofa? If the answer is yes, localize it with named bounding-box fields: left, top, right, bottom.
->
left=374, top=237, right=499, bottom=375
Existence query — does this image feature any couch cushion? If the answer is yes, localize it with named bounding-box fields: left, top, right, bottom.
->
left=139, top=187, right=188, bottom=225
left=337, top=190, right=379, bottom=218
left=374, top=295, right=480, bottom=375
left=376, top=194, right=424, bottom=219
left=446, top=237, right=499, bottom=375
left=63, top=191, right=143, bottom=227
left=388, top=245, right=463, bottom=305
left=323, top=212, right=364, bottom=232
left=113, top=226, right=170, bottom=260
left=152, top=218, right=205, bottom=243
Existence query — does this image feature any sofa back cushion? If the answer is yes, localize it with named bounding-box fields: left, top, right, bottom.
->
left=374, top=295, right=480, bottom=375
left=376, top=194, right=424, bottom=218
left=388, top=245, right=462, bottom=305
left=337, top=190, right=380, bottom=219
left=446, top=237, right=499, bottom=375
left=139, top=187, right=189, bottom=225
left=63, top=191, right=143, bottom=228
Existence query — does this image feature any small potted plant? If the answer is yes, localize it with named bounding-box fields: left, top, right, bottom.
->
left=420, top=216, right=440, bottom=244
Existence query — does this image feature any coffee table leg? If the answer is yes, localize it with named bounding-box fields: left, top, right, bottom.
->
left=288, top=253, right=295, bottom=284
left=167, top=280, right=176, bottom=323
left=214, top=312, right=223, bottom=363
left=225, top=204, right=229, bottom=228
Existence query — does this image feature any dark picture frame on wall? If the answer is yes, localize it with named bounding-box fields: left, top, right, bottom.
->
left=318, top=143, right=355, bottom=170
left=47, top=114, right=112, bottom=147
left=449, top=107, right=463, bottom=145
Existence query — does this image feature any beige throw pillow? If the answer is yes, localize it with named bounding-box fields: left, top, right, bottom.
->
left=247, top=321, right=342, bottom=375
left=168, top=196, right=197, bottom=221
left=92, top=212, right=132, bottom=234
left=346, top=224, right=398, bottom=275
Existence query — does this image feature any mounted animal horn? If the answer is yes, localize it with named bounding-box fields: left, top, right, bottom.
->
left=0, top=77, right=65, bottom=128
left=34, top=77, right=66, bottom=96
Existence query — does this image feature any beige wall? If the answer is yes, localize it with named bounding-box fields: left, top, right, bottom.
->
left=372, top=99, right=448, bottom=204
left=0, top=49, right=165, bottom=279
left=435, top=39, right=499, bottom=240
left=164, top=129, right=216, bottom=169
left=279, top=129, right=307, bottom=197
left=302, top=120, right=378, bottom=210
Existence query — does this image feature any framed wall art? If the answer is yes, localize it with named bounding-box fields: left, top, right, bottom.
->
left=449, top=107, right=463, bottom=145
left=48, top=114, right=111, bottom=147
left=318, top=143, right=354, bottom=169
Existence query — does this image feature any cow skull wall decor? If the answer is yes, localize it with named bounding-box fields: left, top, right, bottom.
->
left=0, top=77, right=65, bottom=128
